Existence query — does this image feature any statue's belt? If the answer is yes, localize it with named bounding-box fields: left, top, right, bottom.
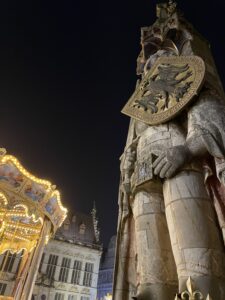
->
left=131, top=155, right=203, bottom=188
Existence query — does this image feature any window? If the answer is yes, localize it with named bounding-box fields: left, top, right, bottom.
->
left=80, top=297, right=89, bottom=300
left=79, top=223, right=86, bottom=234
left=59, top=257, right=71, bottom=282
left=68, top=295, right=77, bottom=300
left=83, top=263, right=93, bottom=287
left=72, top=215, right=76, bottom=223
left=64, top=218, right=70, bottom=230
left=0, top=251, right=16, bottom=272
left=0, top=283, right=6, bottom=295
left=46, top=254, right=58, bottom=279
left=16, top=251, right=23, bottom=275
left=64, top=223, right=69, bottom=230
left=55, top=293, right=64, bottom=300
left=108, top=271, right=113, bottom=281
left=39, top=253, right=45, bottom=272
left=71, top=260, right=82, bottom=285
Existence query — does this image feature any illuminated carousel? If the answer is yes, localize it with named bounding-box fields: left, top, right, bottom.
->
left=0, top=148, right=67, bottom=300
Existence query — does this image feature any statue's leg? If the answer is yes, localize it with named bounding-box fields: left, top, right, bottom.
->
left=132, top=183, right=178, bottom=300
left=164, top=170, right=225, bottom=299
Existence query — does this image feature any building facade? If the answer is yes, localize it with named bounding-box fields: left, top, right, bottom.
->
left=97, top=236, right=116, bottom=300
left=0, top=251, right=22, bottom=297
left=33, top=210, right=102, bottom=300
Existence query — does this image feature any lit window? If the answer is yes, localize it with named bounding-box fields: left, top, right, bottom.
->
left=46, top=254, right=58, bottom=279
left=71, top=260, right=82, bottom=285
left=83, top=263, right=93, bottom=287
left=0, top=283, right=7, bottom=295
left=79, top=223, right=86, bottom=234
left=59, top=257, right=71, bottom=283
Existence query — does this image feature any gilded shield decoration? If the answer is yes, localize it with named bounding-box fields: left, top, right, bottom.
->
left=122, top=56, right=205, bottom=125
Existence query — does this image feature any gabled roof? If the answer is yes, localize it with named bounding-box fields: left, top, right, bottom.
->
left=54, top=211, right=101, bottom=249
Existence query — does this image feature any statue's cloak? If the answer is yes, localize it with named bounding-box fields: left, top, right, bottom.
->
left=113, top=92, right=225, bottom=299
left=187, top=91, right=225, bottom=242
left=113, top=119, right=138, bottom=300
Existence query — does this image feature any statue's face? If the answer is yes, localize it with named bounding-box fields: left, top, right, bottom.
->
left=156, top=3, right=169, bottom=20
left=136, top=32, right=161, bottom=75
left=156, top=6, right=160, bottom=18
left=136, top=4, right=179, bottom=75
left=136, top=45, right=161, bottom=76
left=137, top=47, right=177, bottom=76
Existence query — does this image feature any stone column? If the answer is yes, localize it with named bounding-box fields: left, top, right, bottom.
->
left=131, top=185, right=178, bottom=300
left=164, top=170, right=225, bottom=299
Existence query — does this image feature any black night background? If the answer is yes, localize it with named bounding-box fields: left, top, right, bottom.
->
left=0, top=0, right=224, bottom=246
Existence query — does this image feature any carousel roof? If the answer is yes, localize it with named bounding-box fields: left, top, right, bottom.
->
left=0, top=148, right=67, bottom=253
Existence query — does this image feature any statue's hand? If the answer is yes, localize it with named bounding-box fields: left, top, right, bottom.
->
left=219, top=169, right=225, bottom=186
left=120, top=149, right=136, bottom=172
left=121, top=172, right=132, bottom=194
left=122, top=180, right=131, bottom=194
left=152, top=145, right=191, bottom=179
left=120, top=143, right=137, bottom=194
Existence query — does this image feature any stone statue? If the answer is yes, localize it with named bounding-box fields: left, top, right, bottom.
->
left=113, top=2, right=225, bottom=300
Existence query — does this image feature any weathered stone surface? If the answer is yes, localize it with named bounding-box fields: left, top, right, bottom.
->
left=113, top=2, right=225, bottom=300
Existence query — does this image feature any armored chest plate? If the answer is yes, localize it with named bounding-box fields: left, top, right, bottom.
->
left=122, top=56, right=205, bottom=125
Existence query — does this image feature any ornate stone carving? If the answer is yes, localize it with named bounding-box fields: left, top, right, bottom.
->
left=122, top=56, right=205, bottom=125
left=69, top=286, right=79, bottom=292
left=56, top=283, right=67, bottom=290
left=91, top=202, right=100, bottom=243
left=81, top=287, right=90, bottom=294
left=85, top=254, right=96, bottom=262
left=175, top=278, right=212, bottom=300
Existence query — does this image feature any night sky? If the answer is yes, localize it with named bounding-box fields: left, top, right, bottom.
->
left=0, top=0, right=224, bottom=246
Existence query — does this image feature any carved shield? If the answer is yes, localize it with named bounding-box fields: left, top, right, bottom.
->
left=122, top=56, right=206, bottom=125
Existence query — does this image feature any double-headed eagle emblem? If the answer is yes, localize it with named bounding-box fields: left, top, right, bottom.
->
left=122, top=56, right=205, bottom=125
